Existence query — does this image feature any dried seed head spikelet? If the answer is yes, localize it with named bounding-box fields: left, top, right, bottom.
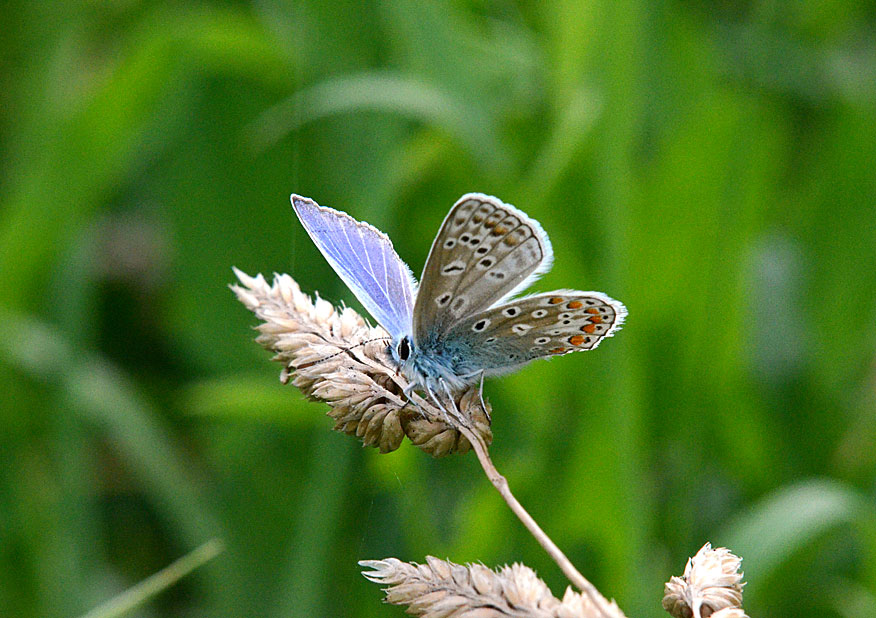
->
left=231, top=268, right=492, bottom=456
left=663, top=543, right=745, bottom=618
left=708, top=610, right=749, bottom=618
left=360, top=556, right=627, bottom=618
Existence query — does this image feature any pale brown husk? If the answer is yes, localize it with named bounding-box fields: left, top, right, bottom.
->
left=231, top=268, right=492, bottom=456
left=360, top=556, right=628, bottom=618
left=663, top=544, right=746, bottom=618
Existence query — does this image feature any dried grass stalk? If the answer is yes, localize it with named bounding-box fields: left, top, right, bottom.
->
left=360, top=556, right=628, bottom=618
left=230, top=268, right=492, bottom=456
left=232, top=270, right=753, bottom=618
left=233, top=268, right=619, bottom=610
left=663, top=544, right=746, bottom=618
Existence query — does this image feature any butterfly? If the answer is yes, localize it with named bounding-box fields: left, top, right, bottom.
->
left=292, top=193, right=626, bottom=415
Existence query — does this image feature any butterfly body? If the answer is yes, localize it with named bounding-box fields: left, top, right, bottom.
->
left=390, top=333, right=475, bottom=392
left=292, top=193, right=626, bottom=406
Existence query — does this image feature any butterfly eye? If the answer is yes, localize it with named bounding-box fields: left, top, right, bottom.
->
left=397, top=337, right=411, bottom=361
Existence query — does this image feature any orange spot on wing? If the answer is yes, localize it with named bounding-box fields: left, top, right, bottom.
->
left=588, top=315, right=603, bottom=324
left=585, top=307, right=600, bottom=314
left=549, top=347, right=567, bottom=355
left=549, top=297, right=564, bottom=304
left=581, top=323, right=597, bottom=334
left=569, top=335, right=586, bottom=346
left=567, top=301, right=583, bottom=309
left=492, top=225, right=508, bottom=235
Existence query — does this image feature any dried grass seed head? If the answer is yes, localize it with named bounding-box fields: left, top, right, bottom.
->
left=360, top=556, right=628, bottom=618
left=231, top=268, right=492, bottom=456
left=663, top=543, right=745, bottom=618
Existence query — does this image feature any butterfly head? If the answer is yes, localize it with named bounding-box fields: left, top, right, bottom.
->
left=388, top=335, right=425, bottom=388
left=388, top=333, right=475, bottom=397
left=389, top=335, right=412, bottom=365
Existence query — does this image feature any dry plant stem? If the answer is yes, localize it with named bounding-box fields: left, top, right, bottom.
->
left=455, top=422, right=617, bottom=618
left=232, top=270, right=620, bottom=612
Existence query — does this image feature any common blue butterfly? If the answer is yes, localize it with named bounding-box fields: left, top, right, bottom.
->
left=292, top=193, right=626, bottom=412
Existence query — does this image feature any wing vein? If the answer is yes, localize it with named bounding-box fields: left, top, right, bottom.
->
left=340, top=220, right=388, bottom=303
left=292, top=196, right=414, bottom=338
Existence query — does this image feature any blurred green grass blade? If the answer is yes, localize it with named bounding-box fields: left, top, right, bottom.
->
left=379, top=0, right=538, bottom=105
left=181, top=375, right=324, bottom=425
left=66, top=363, right=223, bottom=543
left=0, top=5, right=287, bottom=311
left=518, top=84, right=602, bottom=206
left=253, top=0, right=381, bottom=77
left=365, top=443, right=446, bottom=557
left=173, top=8, right=293, bottom=82
left=0, top=310, right=223, bottom=547
left=271, top=431, right=354, bottom=618
left=826, top=577, right=876, bottom=618
left=51, top=407, right=106, bottom=615
left=553, top=0, right=649, bottom=610
left=247, top=71, right=507, bottom=170
left=450, top=480, right=513, bottom=563
left=79, top=539, right=223, bottom=618
left=721, top=480, right=875, bottom=589
left=718, top=22, right=876, bottom=105
left=0, top=404, right=105, bottom=616
left=543, top=0, right=599, bottom=106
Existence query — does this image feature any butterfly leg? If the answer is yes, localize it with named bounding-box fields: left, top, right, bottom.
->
left=424, top=382, right=453, bottom=423
left=402, top=381, right=416, bottom=398
left=439, top=378, right=466, bottom=424
left=476, top=371, right=491, bottom=423
left=399, top=382, right=423, bottom=415
left=455, top=369, right=490, bottom=422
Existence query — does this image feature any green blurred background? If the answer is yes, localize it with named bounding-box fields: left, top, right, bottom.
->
left=2, top=1, right=875, bottom=616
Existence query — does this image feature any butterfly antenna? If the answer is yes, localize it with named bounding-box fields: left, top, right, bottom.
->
left=296, top=336, right=391, bottom=370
